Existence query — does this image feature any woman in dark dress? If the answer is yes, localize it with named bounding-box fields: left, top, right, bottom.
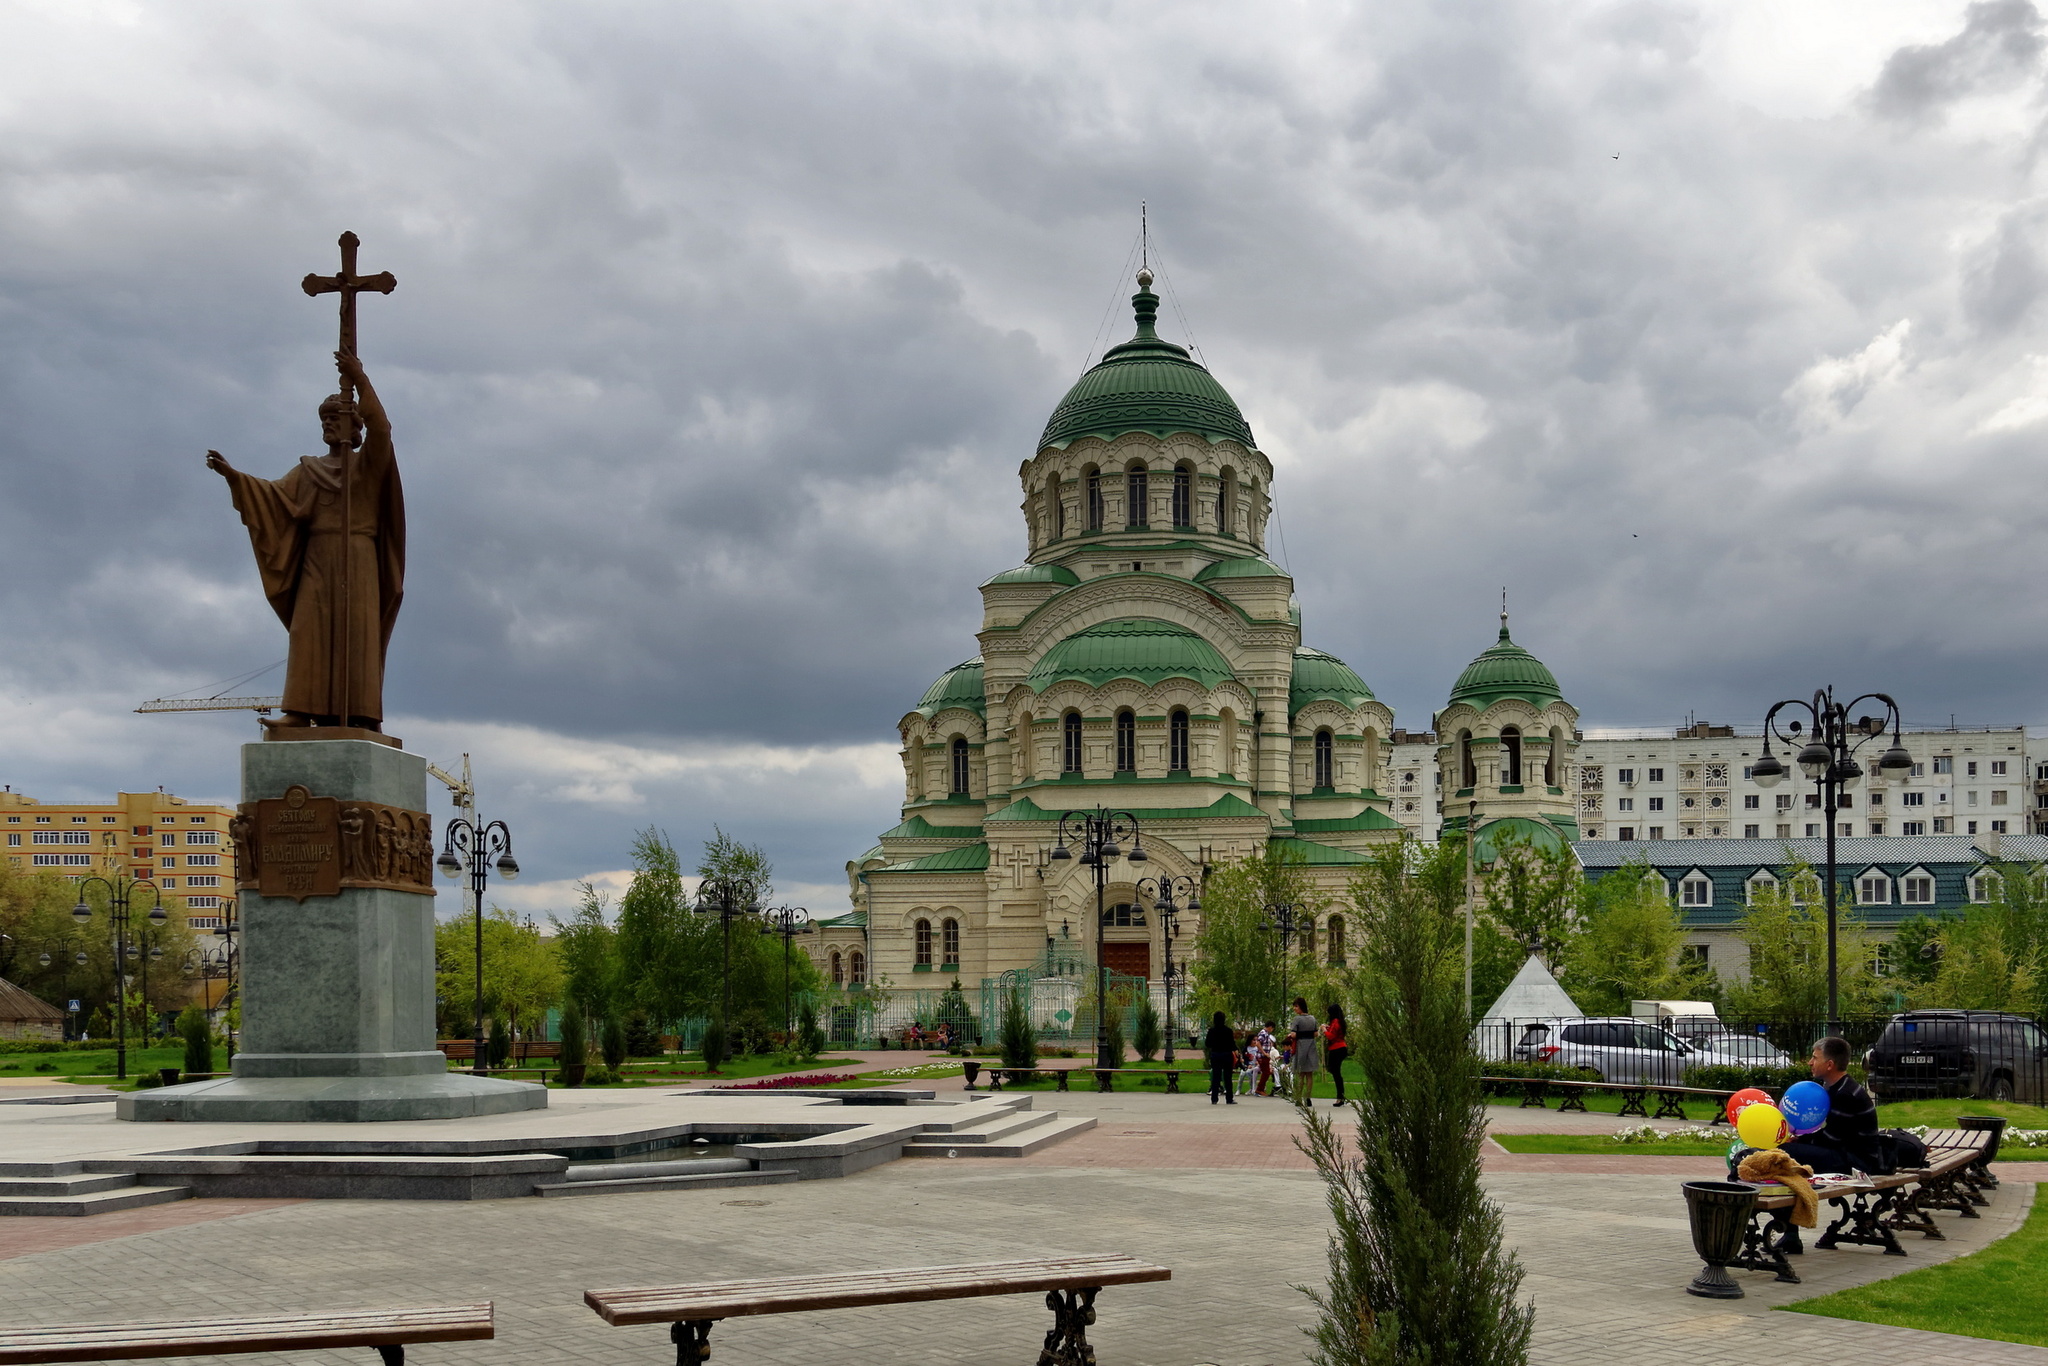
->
left=1204, top=1011, right=1238, bottom=1105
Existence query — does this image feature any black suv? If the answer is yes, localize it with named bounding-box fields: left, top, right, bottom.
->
left=1864, top=1010, right=2048, bottom=1104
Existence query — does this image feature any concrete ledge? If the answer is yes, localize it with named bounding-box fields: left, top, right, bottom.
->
left=116, top=1152, right=569, bottom=1201
left=116, top=1072, right=547, bottom=1123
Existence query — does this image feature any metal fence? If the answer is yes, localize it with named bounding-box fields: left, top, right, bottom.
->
left=1472, top=1010, right=2048, bottom=1104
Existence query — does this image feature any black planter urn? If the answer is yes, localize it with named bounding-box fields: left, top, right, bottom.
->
left=1682, top=1180, right=1758, bottom=1298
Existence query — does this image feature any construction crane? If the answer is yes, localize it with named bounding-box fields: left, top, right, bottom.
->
left=136, top=661, right=286, bottom=718
left=426, top=754, right=474, bottom=815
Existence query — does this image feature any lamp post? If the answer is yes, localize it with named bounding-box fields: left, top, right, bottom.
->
left=763, top=906, right=812, bottom=1035
left=437, top=814, right=519, bottom=1074
left=1750, top=687, right=1912, bottom=1029
left=1134, top=874, right=1199, bottom=1063
left=70, top=873, right=165, bottom=1080
left=697, top=871, right=768, bottom=1031
left=1464, top=794, right=1482, bottom=1025
left=1050, top=807, right=1147, bottom=1067
left=1261, top=899, right=1305, bottom=1028
left=182, top=899, right=242, bottom=1053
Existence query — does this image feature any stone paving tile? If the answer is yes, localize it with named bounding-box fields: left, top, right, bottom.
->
left=0, top=1159, right=2039, bottom=1366
left=0, top=1199, right=302, bottom=1260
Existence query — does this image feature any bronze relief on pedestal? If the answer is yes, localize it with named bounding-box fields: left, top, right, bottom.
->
left=234, top=784, right=435, bottom=901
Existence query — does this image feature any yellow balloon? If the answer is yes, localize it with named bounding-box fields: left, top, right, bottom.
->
left=1737, top=1101, right=1788, bottom=1150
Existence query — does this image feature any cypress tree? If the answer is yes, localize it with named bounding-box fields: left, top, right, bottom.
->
left=558, top=1008, right=587, bottom=1068
left=601, top=1012, right=628, bottom=1070
left=1134, top=996, right=1162, bottom=1062
left=1298, top=838, right=1533, bottom=1366
left=999, top=986, right=1037, bottom=1069
left=699, top=1012, right=727, bottom=1072
left=177, top=1005, right=213, bottom=1077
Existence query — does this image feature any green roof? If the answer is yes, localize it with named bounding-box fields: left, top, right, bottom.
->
left=1447, top=622, right=1563, bottom=712
left=816, top=910, right=867, bottom=928
left=1038, top=275, right=1255, bottom=450
left=1290, top=807, right=1404, bottom=834
left=883, top=843, right=992, bottom=873
left=880, top=816, right=984, bottom=840
left=1471, top=815, right=1574, bottom=862
left=1289, top=646, right=1375, bottom=712
left=1269, top=836, right=1370, bottom=866
left=1193, top=556, right=1288, bottom=583
left=1026, top=619, right=1235, bottom=692
left=982, top=563, right=1080, bottom=588
left=917, top=658, right=986, bottom=717
left=984, top=793, right=1268, bottom=823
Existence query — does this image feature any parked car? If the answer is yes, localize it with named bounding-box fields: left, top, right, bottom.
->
left=1511, top=1016, right=1745, bottom=1085
left=1864, top=1010, right=2048, bottom=1105
left=1689, top=1032, right=1793, bottom=1068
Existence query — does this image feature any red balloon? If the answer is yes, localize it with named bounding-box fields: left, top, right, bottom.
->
left=1725, top=1087, right=1771, bottom=1127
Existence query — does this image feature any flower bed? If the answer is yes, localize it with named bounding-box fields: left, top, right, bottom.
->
left=718, top=1072, right=860, bottom=1089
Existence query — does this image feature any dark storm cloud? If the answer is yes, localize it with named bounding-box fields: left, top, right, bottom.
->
left=4, top=1, right=2047, bottom=899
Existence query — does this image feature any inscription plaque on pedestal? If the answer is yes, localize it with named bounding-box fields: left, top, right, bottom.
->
left=232, top=783, right=435, bottom=901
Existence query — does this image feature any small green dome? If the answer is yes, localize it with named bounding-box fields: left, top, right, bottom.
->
left=917, top=658, right=986, bottom=717
left=981, top=563, right=1080, bottom=588
left=1193, top=555, right=1288, bottom=583
left=1039, top=274, right=1255, bottom=450
left=1290, top=646, right=1375, bottom=713
left=1026, top=619, right=1235, bottom=692
left=1448, top=623, right=1563, bottom=712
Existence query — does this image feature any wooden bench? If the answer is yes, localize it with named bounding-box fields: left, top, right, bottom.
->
left=584, top=1254, right=1168, bottom=1365
left=966, top=1064, right=1199, bottom=1094
left=0, top=1302, right=492, bottom=1364
left=1732, top=1137, right=1991, bottom=1282
left=1483, top=1074, right=1732, bottom=1121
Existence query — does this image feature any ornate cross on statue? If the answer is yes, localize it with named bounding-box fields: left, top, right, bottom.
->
left=301, top=231, right=396, bottom=403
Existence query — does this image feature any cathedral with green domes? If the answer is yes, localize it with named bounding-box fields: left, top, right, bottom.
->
left=811, top=272, right=1580, bottom=990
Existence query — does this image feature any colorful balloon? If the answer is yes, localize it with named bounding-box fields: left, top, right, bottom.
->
left=1736, top=1101, right=1789, bottom=1151
left=1780, top=1080, right=1830, bottom=1134
left=1725, top=1086, right=1771, bottom=1126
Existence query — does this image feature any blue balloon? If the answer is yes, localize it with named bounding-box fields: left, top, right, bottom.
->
left=1781, top=1080, right=1830, bottom=1134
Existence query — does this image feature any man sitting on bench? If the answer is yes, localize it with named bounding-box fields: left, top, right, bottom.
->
left=1780, top=1036, right=1881, bottom=1175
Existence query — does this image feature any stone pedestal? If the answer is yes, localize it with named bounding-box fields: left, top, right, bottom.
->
left=120, top=739, right=545, bottom=1123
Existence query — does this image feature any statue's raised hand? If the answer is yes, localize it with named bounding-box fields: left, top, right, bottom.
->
left=206, top=449, right=234, bottom=477
left=335, top=350, right=366, bottom=384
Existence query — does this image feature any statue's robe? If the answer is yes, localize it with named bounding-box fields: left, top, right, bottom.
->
left=222, top=426, right=405, bottom=723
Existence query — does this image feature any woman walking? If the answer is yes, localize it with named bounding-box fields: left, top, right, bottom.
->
left=1323, top=1004, right=1349, bottom=1107
left=1203, top=1011, right=1237, bottom=1105
left=1289, top=997, right=1320, bottom=1105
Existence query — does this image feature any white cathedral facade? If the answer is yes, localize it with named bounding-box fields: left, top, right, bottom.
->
left=810, top=271, right=1582, bottom=992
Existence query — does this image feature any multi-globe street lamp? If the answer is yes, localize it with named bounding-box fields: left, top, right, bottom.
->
left=1261, top=899, right=1306, bottom=1028
left=70, top=873, right=165, bottom=1080
left=1749, top=687, right=1913, bottom=1028
left=697, top=870, right=769, bottom=1030
left=763, top=906, right=813, bottom=1035
left=1134, top=874, right=1199, bottom=1063
left=1050, top=807, right=1148, bottom=1067
left=437, top=815, right=519, bottom=1074
left=182, top=898, right=241, bottom=1052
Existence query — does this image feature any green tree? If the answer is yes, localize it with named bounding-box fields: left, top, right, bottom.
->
left=999, top=985, right=1037, bottom=1069
left=1191, top=844, right=1317, bottom=1025
left=1133, top=995, right=1162, bottom=1061
left=617, top=829, right=716, bottom=1031
left=1299, top=837, right=1533, bottom=1365
left=558, top=1005, right=587, bottom=1069
left=1478, top=833, right=1583, bottom=963
left=1724, top=863, right=1883, bottom=1019
left=177, top=1004, right=213, bottom=1076
left=434, top=906, right=564, bottom=1044
left=551, top=881, right=622, bottom=1019
left=1562, top=862, right=1713, bottom=1015
left=600, top=1012, right=627, bottom=1070
left=1890, top=914, right=1948, bottom=989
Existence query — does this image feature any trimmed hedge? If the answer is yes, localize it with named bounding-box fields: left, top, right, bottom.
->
left=1682, top=1063, right=1806, bottom=1093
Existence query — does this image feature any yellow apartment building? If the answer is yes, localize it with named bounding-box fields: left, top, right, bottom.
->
left=0, top=787, right=238, bottom=927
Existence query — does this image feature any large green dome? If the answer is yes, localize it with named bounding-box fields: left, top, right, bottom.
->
left=1448, top=624, right=1563, bottom=711
left=1038, top=274, right=1255, bottom=451
left=1026, top=619, right=1236, bottom=692
left=1289, top=646, right=1375, bottom=713
left=917, top=658, right=985, bottom=717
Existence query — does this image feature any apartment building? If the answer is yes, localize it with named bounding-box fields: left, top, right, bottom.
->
left=0, top=788, right=239, bottom=926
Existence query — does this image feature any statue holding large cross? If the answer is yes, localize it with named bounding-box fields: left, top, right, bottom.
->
left=207, top=232, right=405, bottom=735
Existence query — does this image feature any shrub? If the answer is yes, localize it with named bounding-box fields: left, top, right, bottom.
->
left=796, top=1009, right=825, bottom=1061
left=558, top=1009, right=587, bottom=1068
left=1000, top=988, right=1037, bottom=1070
left=624, top=1010, right=659, bottom=1058
left=699, top=1012, right=728, bottom=1072
left=177, top=1006, right=213, bottom=1077
left=1133, top=997, right=1162, bottom=1062
left=600, top=1013, right=628, bottom=1070
left=486, top=1018, right=511, bottom=1069
left=1103, top=1012, right=1127, bottom=1068
left=1681, top=1063, right=1807, bottom=1094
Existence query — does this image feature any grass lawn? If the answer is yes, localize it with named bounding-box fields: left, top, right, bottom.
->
left=1781, top=1188, right=2048, bottom=1347
left=1492, top=1133, right=1731, bottom=1157
left=1487, top=1090, right=2048, bottom=1130
left=0, top=1045, right=188, bottom=1081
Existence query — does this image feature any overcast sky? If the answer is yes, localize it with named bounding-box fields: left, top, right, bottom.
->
left=4, top=1, right=2046, bottom=914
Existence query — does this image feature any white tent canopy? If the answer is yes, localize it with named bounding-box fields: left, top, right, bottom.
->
left=1481, top=956, right=1580, bottom=1023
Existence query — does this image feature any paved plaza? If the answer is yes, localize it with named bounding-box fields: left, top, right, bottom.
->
left=1, top=1083, right=2041, bottom=1366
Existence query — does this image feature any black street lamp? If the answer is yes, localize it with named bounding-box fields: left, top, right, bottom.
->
left=71, top=873, right=165, bottom=1080
left=1134, top=874, right=1199, bottom=1063
left=1262, top=899, right=1305, bottom=1029
left=763, top=906, right=812, bottom=1035
left=437, top=815, right=519, bottom=1074
left=697, top=871, right=768, bottom=1029
left=1050, top=806, right=1147, bottom=1067
left=182, top=898, right=242, bottom=1054
left=1750, top=687, right=1913, bottom=1027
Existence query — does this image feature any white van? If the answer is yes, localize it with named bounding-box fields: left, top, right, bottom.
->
left=1632, top=999, right=1722, bottom=1043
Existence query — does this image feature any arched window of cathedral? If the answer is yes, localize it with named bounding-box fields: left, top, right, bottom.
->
left=1115, top=710, right=1136, bottom=773
left=1326, top=915, right=1346, bottom=965
left=849, top=950, right=866, bottom=986
left=1547, top=726, right=1564, bottom=787
left=1314, top=729, right=1334, bottom=790
left=1168, top=709, right=1190, bottom=773
left=1459, top=730, right=1476, bottom=789
left=830, top=950, right=843, bottom=986
left=950, top=737, right=970, bottom=795
left=1063, top=712, right=1084, bottom=773
left=1172, top=464, right=1193, bottom=527
left=1501, top=727, right=1522, bottom=787
left=1084, top=467, right=1103, bottom=532
left=914, top=919, right=933, bottom=967
left=1125, top=464, right=1148, bottom=529
left=941, top=917, right=960, bottom=966
left=1219, top=468, right=1237, bottom=537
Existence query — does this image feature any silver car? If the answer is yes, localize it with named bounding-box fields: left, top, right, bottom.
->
left=1512, top=1016, right=1741, bottom=1085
